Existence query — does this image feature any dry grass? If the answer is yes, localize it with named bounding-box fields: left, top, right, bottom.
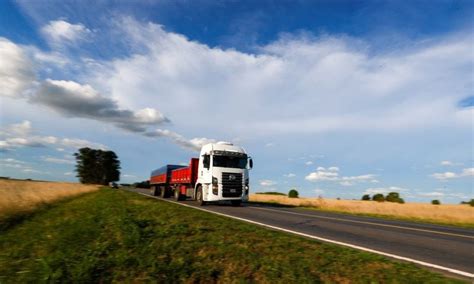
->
left=0, top=179, right=100, bottom=219
left=250, top=194, right=474, bottom=226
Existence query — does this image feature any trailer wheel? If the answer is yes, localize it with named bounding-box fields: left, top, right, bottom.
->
left=160, top=186, right=167, bottom=198
left=196, top=185, right=206, bottom=206
left=174, top=189, right=183, bottom=201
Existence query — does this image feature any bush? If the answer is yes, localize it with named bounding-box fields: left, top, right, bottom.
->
left=361, top=194, right=371, bottom=201
left=431, top=200, right=441, bottom=205
left=385, top=192, right=404, bottom=203
left=460, top=199, right=474, bottom=206
left=372, top=193, right=385, bottom=202
left=288, top=189, right=299, bottom=198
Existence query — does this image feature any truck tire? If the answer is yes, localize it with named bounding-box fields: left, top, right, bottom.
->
left=196, top=185, right=206, bottom=206
left=231, top=200, right=242, bottom=207
left=151, top=186, right=158, bottom=196
left=174, top=189, right=183, bottom=201
left=160, top=186, right=167, bottom=198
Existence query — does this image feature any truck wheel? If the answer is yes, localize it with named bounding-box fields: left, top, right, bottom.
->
left=231, top=200, right=242, bottom=207
left=151, top=186, right=157, bottom=196
left=160, top=186, right=166, bottom=198
left=196, top=186, right=206, bottom=206
left=174, top=189, right=182, bottom=201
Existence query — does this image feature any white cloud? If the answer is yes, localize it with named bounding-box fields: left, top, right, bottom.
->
left=144, top=129, right=215, bottom=151
left=259, top=179, right=276, bottom=186
left=314, top=188, right=325, bottom=194
left=41, top=20, right=91, bottom=46
left=430, top=168, right=474, bottom=180
left=305, top=161, right=313, bottom=165
left=42, top=156, right=75, bottom=165
left=305, top=166, right=376, bottom=185
left=284, top=173, right=296, bottom=178
left=64, top=172, right=73, bottom=176
left=364, top=186, right=408, bottom=195
left=0, top=38, right=35, bottom=98
left=418, top=192, right=445, bottom=197
left=440, top=160, right=463, bottom=166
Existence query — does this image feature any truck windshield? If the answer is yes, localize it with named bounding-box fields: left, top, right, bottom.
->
left=213, top=155, right=247, bottom=169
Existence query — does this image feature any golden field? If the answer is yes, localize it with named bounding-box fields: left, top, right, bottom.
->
left=0, top=179, right=100, bottom=219
left=250, top=194, right=474, bottom=226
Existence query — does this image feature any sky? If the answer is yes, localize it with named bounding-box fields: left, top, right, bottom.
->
left=0, top=0, right=473, bottom=203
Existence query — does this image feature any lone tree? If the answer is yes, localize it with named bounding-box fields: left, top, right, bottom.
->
left=361, top=194, right=371, bottom=201
left=431, top=199, right=441, bottom=205
left=372, top=193, right=385, bottom=202
left=385, top=192, right=405, bottom=204
left=288, top=189, right=299, bottom=198
left=74, top=147, right=121, bottom=185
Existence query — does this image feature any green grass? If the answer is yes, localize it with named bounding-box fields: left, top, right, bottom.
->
left=255, top=191, right=287, bottom=196
left=0, top=188, right=465, bottom=283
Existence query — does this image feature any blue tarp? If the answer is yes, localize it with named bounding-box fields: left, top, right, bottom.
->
left=150, top=165, right=186, bottom=177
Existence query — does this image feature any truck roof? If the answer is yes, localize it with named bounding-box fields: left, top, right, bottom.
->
left=200, top=143, right=246, bottom=155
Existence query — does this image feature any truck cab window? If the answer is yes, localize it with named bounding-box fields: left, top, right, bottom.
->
left=203, top=155, right=210, bottom=169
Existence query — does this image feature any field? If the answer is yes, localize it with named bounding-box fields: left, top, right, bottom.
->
left=0, top=187, right=463, bottom=283
left=0, top=179, right=99, bottom=225
left=249, top=194, right=474, bottom=227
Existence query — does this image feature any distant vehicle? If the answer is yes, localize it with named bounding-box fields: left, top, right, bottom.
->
left=149, top=142, right=253, bottom=206
left=109, top=182, right=119, bottom=189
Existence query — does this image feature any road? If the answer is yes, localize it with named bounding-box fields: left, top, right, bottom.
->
left=127, top=187, right=474, bottom=279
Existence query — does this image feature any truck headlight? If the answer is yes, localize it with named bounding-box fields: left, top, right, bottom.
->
left=212, top=176, right=218, bottom=195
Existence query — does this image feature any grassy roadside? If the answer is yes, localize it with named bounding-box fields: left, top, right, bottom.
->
left=0, top=188, right=465, bottom=283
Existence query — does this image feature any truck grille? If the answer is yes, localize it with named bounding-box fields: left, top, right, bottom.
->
left=222, top=172, right=243, bottom=197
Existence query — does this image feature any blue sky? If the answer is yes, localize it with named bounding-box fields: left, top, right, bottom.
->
left=0, top=0, right=473, bottom=203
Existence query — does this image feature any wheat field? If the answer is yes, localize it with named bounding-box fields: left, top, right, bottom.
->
left=250, top=194, right=474, bottom=225
left=0, top=179, right=100, bottom=219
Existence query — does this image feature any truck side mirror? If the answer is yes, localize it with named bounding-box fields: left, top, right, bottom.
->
left=249, top=158, right=253, bottom=169
left=203, top=155, right=210, bottom=169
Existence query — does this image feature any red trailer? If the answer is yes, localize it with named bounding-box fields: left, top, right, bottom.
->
left=149, top=158, right=199, bottom=200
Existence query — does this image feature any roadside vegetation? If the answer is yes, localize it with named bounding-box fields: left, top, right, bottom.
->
left=249, top=194, right=474, bottom=228
left=0, top=188, right=462, bottom=283
left=0, top=179, right=99, bottom=228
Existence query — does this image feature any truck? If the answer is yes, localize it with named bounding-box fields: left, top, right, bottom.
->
left=149, top=142, right=253, bottom=206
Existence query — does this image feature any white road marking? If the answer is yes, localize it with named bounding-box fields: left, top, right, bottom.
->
left=250, top=206, right=474, bottom=240
left=137, top=192, right=474, bottom=279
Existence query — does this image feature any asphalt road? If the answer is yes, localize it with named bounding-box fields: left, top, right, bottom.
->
left=127, top=187, right=474, bottom=279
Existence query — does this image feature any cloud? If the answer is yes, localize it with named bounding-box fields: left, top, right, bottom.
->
left=144, top=129, right=215, bottom=151
left=305, top=161, right=313, bottom=165
left=259, top=179, right=276, bottom=186
left=0, top=121, right=106, bottom=151
left=430, top=168, right=474, bottom=180
left=41, top=20, right=91, bottom=46
left=364, top=186, right=408, bottom=195
left=0, top=38, right=35, bottom=98
left=418, top=191, right=445, bottom=197
left=284, top=173, right=296, bottom=178
left=32, top=79, right=169, bottom=133
left=305, top=166, right=375, bottom=185
left=440, top=160, right=463, bottom=166
left=42, top=156, right=75, bottom=165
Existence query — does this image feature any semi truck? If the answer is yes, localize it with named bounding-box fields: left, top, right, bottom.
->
left=149, top=142, right=253, bottom=206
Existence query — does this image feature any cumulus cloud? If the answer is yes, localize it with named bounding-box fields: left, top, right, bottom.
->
left=0, top=38, right=35, bottom=98
left=87, top=18, right=473, bottom=140
left=305, top=166, right=376, bottom=185
left=32, top=79, right=169, bottom=133
left=144, top=129, right=215, bottom=151
left=364, top=186, right=408, bottom=195
left=430, top=168, right=474, bottom=180
left=0, top=120, right=106, bottom=151
left=259, top=179, right=276, bottom=186
left=41, top=20, right=91, bottom=46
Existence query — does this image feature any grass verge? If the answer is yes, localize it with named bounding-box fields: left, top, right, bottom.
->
left=0, top=188, right=465, bottom=283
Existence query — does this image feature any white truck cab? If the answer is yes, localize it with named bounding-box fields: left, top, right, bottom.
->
left=195, top=142, right=252, bottom=206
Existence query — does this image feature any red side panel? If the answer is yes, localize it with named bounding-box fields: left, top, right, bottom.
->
left=150, top=173, right=167, bottom=184
left=170, top=158, right=199, bottom=185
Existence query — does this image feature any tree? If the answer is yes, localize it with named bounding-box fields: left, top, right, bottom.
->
left=74, top=147, right=121, bottom=185
left=385, top=192, right=404, bottom=204
left=431, top=199, right=441, bottom=205
left=372, top=193, right=385, bottom=202
left=361, top=194, right=371, bottom=201
left=288, top=189, right=299, bottom=198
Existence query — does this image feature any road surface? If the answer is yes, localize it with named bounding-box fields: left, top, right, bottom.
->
left=126, top=187, right=474, bottom=279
